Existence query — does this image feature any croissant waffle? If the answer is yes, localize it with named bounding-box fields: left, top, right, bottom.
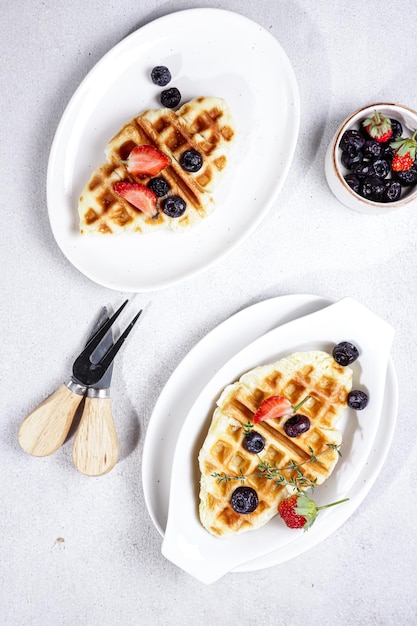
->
left=78, top=97, right=235, bottom=234
left=78, top=162, right=206, bottom=234
left=198, top=351, right=353, bottom=537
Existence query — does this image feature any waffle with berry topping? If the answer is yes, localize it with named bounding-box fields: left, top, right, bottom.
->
left=198, top=351, right=353, bottom=537
left=78, top=97, right=235, bottom=234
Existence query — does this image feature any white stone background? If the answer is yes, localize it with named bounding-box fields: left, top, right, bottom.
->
left=1, top=1, right=416, bottom=624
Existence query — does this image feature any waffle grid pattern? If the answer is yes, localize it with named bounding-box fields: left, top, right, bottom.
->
left=199, top=352, right=352, bottom=536
left=78, top=97, right=234, bottom=234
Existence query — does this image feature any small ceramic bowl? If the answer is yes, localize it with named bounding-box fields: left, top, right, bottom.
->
left=325, top=103, right=417, bottom=214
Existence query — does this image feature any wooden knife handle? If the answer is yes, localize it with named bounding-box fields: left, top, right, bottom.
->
left=72, top=397, right=118, bottom=476
left=18, top=384, right=83, bottom=457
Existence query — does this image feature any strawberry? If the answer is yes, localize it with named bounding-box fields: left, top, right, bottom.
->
left=278, top=492, right=349, bottom=531
left=390, top=130, right=417, bottom=172
left=278, top=495, right=308, bottom=529
left=253, top=396, right=292, bottom=423
left=362, top=110, right=393, bottom=143
left=252, top=395, right=310, bottom=424
left=124, top=145, right=171, bottom=177
left=391, top=153, right=414, bottom=172
left=113, top=182, right=158, bottom=217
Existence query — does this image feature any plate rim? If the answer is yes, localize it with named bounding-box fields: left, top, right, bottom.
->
left=46, top=8, right=300, bottom=292
left=141, top=294, right=398, bottom=573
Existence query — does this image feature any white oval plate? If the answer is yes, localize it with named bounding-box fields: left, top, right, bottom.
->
left=47, top=8, right=300, bottom=292
left=142, top=295, right=397, bottom=578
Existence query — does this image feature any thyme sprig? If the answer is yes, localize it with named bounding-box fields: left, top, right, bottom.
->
left=211, top=443, right=342, bottom=493
left=242, top=421, right=254, bottom=434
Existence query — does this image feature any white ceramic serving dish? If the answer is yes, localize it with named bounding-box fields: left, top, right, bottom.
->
left=325, top=102, right=417, bottom=214
left=47, top=8, right=300, bottom=292
left=157, top=297, right=395, bottom=583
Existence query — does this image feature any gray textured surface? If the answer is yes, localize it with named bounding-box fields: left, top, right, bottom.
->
left=2, top=1, right=417, bottom=624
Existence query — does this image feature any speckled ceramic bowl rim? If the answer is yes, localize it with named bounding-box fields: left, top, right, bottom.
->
left=332, top=102, right=417, bottom=209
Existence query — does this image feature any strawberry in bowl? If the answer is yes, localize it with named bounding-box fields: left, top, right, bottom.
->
left=325, top=103, right=417, bottom=213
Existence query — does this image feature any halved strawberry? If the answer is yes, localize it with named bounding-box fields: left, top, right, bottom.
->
left=253, top=396, right=292, bottom=423
left=113, top=182, right=158, bottom=217
left=125, top=145, right=171, bottom=177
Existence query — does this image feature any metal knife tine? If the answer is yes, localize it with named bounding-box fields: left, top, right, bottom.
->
left=87, top=307, right=109, bottom=351
left=83, top=300, right=128, bottom=355
left=97, top=310, right=142, bottom=373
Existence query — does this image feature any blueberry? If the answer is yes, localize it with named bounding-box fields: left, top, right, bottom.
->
left=360, top=176, right=386, bottom=202
left=344, top=173, right=361, bottom=194
left=340, top=130, right=365, bottom=152
left=243, top=431, right=265, bottom=453
left=341, top=146, right=362, bottom=169
left=150, top=65, right=172, bottom=87
left=390, top=118, right=403, bottom=139
left=160, top=87, right=181, bottom=108
left=147, top=177, right=170, bottom=197
left=348, top=390, right=369, bottom=410
left=161, top=195, right=186, bottom=218
left=393, top=162, right=417, bottom=186
left=180, top=149, right=203, bottom=172
left=382, top=144, right=394, bottom=162
left=284, top=414, right=310, bottom=438
left=230, top=486, right=258, bottom=514
left=384, top=180, right=402, bottom=202
left=351, top=160, right=375, bottom=178
left=333, top=342, right=359, bottom=366
left=363, top=139, right=383, bottom=159
left=372, top=158, right=390, bottom=179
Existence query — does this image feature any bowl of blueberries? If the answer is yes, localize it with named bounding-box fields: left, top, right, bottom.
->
left=325, top=103, right=417, bottom=214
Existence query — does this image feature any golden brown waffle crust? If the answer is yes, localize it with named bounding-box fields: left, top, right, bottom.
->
left=78, top=97, right=235, bottom=235
left=198, top=350, right=353, bottom=537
